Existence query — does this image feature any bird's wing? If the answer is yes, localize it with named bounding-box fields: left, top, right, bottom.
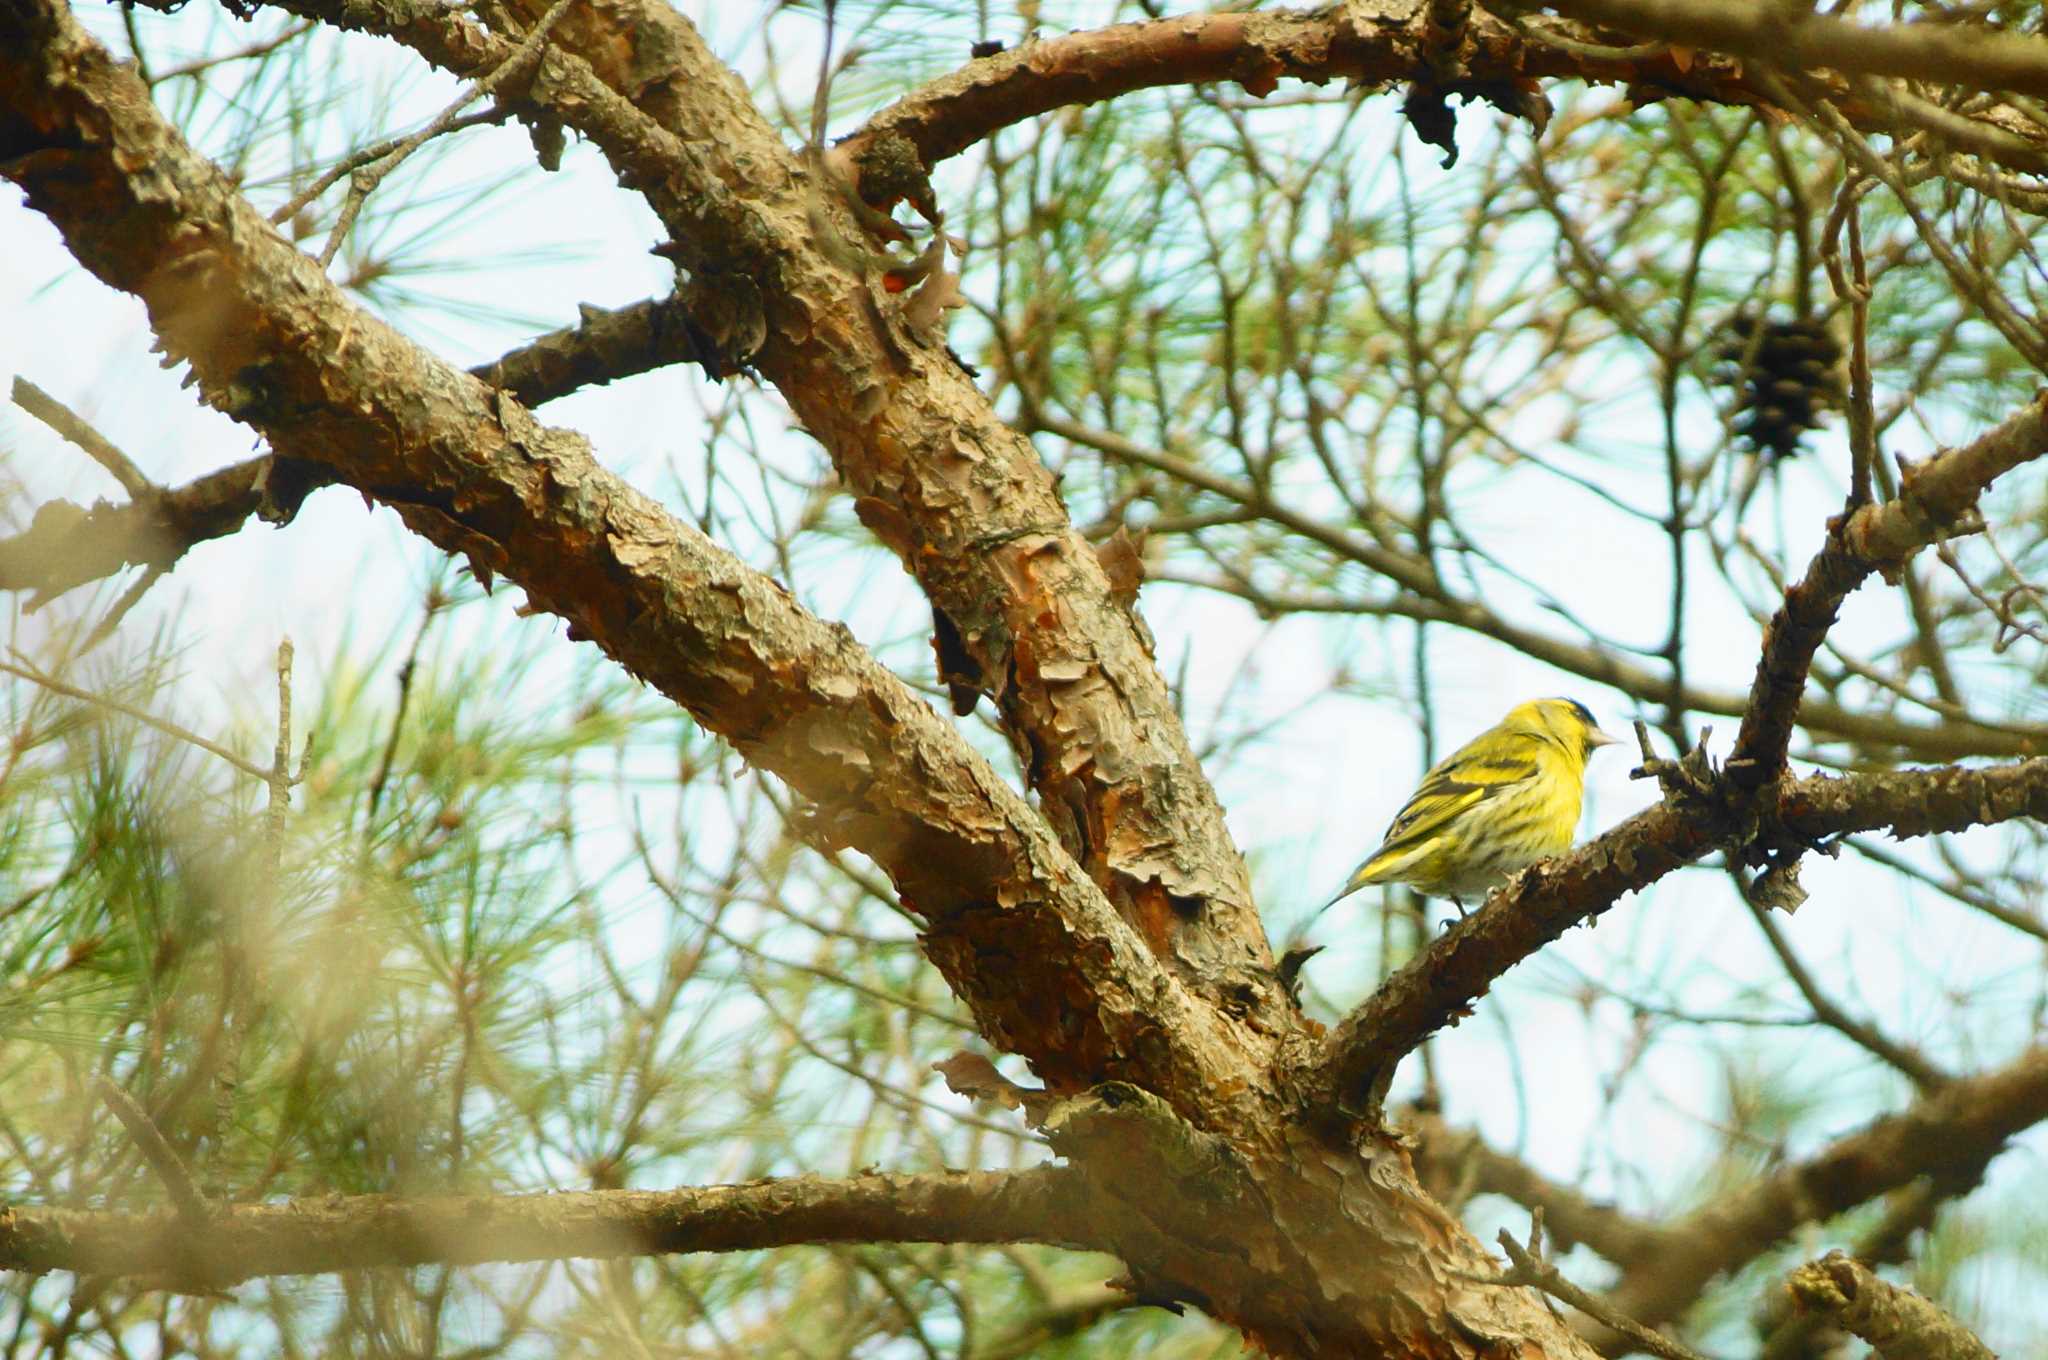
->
left=1316, top=745, right=1539, bottom=913
left=1370, top=748, right=1538, bottom=862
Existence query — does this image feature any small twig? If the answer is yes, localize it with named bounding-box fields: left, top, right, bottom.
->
left=313, top=0, right=581, bottom=267
left=1821, top=178, right=1877, bottom=510
left=268, top=637, right=294, bottom=874
left=0, top=655, right=273, bottom=783
left=77, top=563, right=167, bottom=657
left=95, top=1079, right=208, bottom=1222
left=148, top=18, right=313, bottom=85
left=11, top=378, right=156, bottom=500
left=1937, top=541, right=2048, bottom=650
left=1471, top=1215, right=1715, bottom=1360
left=270, top=107, right=509, bottom=233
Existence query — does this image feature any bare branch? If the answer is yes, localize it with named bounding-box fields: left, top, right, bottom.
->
left=1607, top=1046, right=2048, bottom=1328
left=1479, top=1220, right=1711, bottom=1360
left=1730, top=390, right=2048, bottom=793
left=0, top=0, right=1259, bottom=1107
left=0, top=295, right=703, bottom=607
left=11, top=376, right=155, bottom=499
left=190, top=0, right=1285, bottom=1019
left=1313, top=757, right=2048, bottom=1115
left=0, top=656, right=275, bottom=783
left=0, top=1167, right=1099, bottom=1287
left=837, top=4, right=2048, bottom=180
left=94, top=1080, right=209, bottom=1224
left=1784, top=1252, right=1995, bottom=1360
left=1546, top=0, right=2048, bottom=103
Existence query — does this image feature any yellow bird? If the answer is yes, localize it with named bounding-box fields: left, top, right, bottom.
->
left=1319, top=698, right=1620, bottom=915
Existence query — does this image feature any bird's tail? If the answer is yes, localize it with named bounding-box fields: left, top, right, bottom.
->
left=1304, top=859, right=1379, bottom=929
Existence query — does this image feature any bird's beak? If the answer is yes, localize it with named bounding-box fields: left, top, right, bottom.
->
left=1588, top=727, right=1622, bottom=749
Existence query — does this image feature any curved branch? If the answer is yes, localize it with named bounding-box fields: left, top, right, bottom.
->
left=0, top=1166, right=1099, bottom=1286
left=1730, top=392, right=2048, bottom=793
left=837, top=4, right=2048, bottom=181
left=250, top=0, right=1275, bottom=1006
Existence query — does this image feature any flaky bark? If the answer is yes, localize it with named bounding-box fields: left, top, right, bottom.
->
left=0, top=5, right=1600, bottom=1354
left=0, top=0, right=1261, bottom=1116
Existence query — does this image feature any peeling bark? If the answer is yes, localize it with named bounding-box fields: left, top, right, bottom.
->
left=0, top=0, right=1257, bottom=1113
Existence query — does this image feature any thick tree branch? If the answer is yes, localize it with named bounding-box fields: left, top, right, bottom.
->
left=0, top=295, right=699, bottom=607
left=1607, top=1045, right=2048, bottom=1331
left=1545, top=0, right=2048, bottom=104
left=0, top=0, right=1260, bottom=1108
left=1730, top=391, right=2048, bottom=793
left=1784, top=1252, right=1995, bottom=1360
left=253, top=0, right=1277, bottom=1009
left=838, top=3, right=2048, bottom=181
left=0, top=1166, right=1098, bottom=1286
left=1313, top=757, right=2048, bottom=1116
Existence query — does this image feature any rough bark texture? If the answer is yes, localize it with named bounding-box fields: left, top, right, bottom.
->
left=463, top=0, right=1278, bottom=1006
left=1785, top=1252, right=1997, bottom=1360
left=0, top=9, right=1597, bottom=1354
left=835, top=2, right=2048, bottom=178
left=0, top=0, right=1258, bottom=1117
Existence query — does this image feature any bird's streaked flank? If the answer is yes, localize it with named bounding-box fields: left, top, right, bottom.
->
left=1317, top=698, right=1620, bottom=919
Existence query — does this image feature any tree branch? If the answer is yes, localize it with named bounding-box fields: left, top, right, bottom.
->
left=1545, top=0, right=2048, bottom=103
left=0, top=0, right=1260, bottom=1108
left=1313, top=757, right=2048, bottom=1117
left=1729, top=391, right=2048, bottom=794
left=1784, top=1252, right=1995, bottom=1360
left=1607, top=1046, right=2048, bottom=1330
left=0, top=1166, right=1099, bottom=1287
left=253, top=0, right=1277, bottom=1019
left=837, top=4, right=2048, bottom=180
left=0, top=295, right=701, bottom=607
